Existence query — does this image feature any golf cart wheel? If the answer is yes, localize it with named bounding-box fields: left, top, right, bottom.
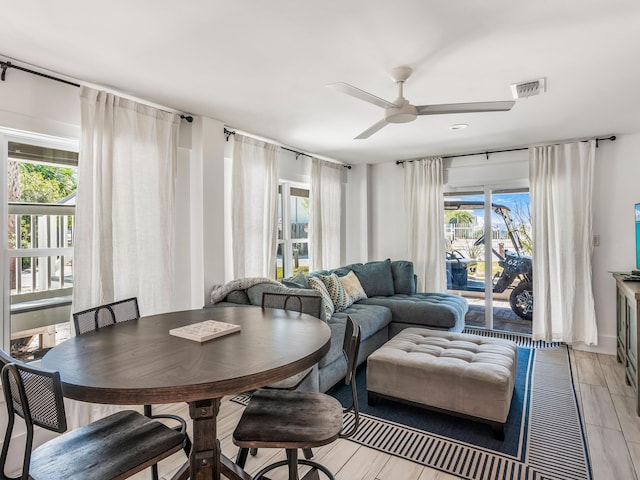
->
left=510, top=282, right=533, bottom=321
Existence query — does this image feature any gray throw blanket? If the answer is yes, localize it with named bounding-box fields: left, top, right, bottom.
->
left=210, top=277, right=281, bottom=304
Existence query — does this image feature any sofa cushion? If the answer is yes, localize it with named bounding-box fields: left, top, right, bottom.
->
left=281, top=272, right=309, bottom=289
left=319, top=303, right=392, bottom=368
left=225, top=290, right=251, bottom=305
left=351, top=259, right=394, bottom=297
left=320, top=273, right=352, bottom=312
left=390, top=260, right=416, bottom=295
left=358, top=293, right=468, bottom=330
left=246, top=283, right=313, bottom=306
left=246, top=283, right=288, bottom=305
left=329, top=263, right=363, bottom=278
left=308, top=276, right=335, bottom=321
left=339, top=271, right=367, bottom=303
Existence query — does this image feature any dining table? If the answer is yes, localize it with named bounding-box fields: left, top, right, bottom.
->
left=41, top=305, right=332, bottom=480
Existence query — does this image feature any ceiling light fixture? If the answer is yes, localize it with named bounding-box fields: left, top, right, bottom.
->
left=450, top=123, right=468, bottom=130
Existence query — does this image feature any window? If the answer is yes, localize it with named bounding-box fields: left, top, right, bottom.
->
left=276, top=183, right=309, bottom=279
left=2, top=134, right=78, bottom=361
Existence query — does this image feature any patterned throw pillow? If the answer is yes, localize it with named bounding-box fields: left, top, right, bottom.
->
left=320, top=273, right=352, bottom=312
left=340, top=270, right=367, bottom=303
left=308, top=276, right=335, bottom=321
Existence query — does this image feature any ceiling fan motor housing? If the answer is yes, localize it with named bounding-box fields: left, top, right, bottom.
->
left=385, top=97, right=418, bottom=123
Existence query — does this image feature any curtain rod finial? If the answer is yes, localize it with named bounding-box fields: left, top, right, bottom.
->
left=0, top=61, right=10, bottom=82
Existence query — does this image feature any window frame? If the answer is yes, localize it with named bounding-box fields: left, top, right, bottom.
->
left=1, top=129, right=78, bottom=353
left=277, top=181, right=310, bottom=279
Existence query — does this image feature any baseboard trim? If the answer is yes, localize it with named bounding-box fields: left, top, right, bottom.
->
left=571, top=333, right=616, bottom=355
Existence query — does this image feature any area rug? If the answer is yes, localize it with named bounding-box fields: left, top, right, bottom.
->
left=231, top=338, right=591, bottom=480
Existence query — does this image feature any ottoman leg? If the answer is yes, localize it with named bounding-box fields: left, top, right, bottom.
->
left=491, top=422, right=505, bottom=441
left=368, top=391, right=380, bottom=406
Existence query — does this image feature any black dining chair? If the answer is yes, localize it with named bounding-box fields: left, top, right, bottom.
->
left=260, top=292, right=323, bottom=391
left=72, top=296, right=141, bottom=335
left=235, top=292, right=324, bottom=466
left=233, top=315, right=361, bottom=480
left=0, top=349, right=187, bottom=480
left=72, top=297, right=191, bottom=480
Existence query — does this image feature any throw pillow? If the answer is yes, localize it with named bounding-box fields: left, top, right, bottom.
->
left=308, top=276, right=335, bottom=321
left=340, top=270, right=367, bottom=303
left=351, top=259, right=395, bottom=297
left=390, top=260, right=416, bottom=294
left=320, top=273, right=352, bottom=312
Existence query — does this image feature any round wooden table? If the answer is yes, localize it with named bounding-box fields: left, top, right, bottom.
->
left=42, top=306, right=331, bottom=480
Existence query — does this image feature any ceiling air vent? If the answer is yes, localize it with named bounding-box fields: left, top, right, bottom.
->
left=510, top=78, right=546, bottom=99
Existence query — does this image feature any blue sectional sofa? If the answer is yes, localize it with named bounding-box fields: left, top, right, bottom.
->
left=208, top=259, right=468, bottom=393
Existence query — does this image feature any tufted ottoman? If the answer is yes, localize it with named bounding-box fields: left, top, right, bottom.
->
left=366, top=328, right=518, bottom=439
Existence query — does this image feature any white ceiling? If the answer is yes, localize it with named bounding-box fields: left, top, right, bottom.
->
left=2, top=0, right=640, bottom=164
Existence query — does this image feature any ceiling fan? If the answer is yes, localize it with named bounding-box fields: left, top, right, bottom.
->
left=328, top=66, right=515, bottom=139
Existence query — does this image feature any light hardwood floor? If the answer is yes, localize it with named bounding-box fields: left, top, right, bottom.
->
left=133, top=349, right=640, bottom=480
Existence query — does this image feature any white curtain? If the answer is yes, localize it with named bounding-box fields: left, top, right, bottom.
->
left=70, top=86, right=179, bottom=427
left=74, top=86, right=179, bottom=316
left=530, top=140, right=598, bottom=345
left=310, top=158, right=342, bottom=271
left=404, top=157, right=446, bottom=292
left=231, top=134, right=279, bottom=278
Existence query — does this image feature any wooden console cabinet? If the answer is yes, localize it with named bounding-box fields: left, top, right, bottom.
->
left=615, top=273, right=640, bottom=414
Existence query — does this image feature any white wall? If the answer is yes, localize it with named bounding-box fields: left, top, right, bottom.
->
left=591, top=134, right=640, bottom=353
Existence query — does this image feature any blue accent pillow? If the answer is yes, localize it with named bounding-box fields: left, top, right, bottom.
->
left=351, top=259, right=395, bottom=297
left=391, top=260, right=416, bottom=294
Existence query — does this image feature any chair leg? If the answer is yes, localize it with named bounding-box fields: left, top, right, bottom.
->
left=286, top=449, right=299, bottom=480
left=143, top=404, right=160, bottom=480
left=236, top=447, right=249, bottom=468
left=302, top=448, right=314, bottom=460
left=183, top=434, right=192, bottom=456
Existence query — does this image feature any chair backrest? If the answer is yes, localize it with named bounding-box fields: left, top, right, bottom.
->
left=1, top=349, right=67, bottom=480
left=339, top=315, right=361, bottom=439
left=73, top=297, right=140, bottom=335
left=261, top=292, right=323, bottom=319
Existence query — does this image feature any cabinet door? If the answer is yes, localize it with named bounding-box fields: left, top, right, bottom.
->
left=627, top=298, right=638, bottom=390
left=618, top=287, right=628, bottom=362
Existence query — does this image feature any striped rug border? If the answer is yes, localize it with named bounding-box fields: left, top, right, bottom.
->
left=462, top=327, right=564, bottom=349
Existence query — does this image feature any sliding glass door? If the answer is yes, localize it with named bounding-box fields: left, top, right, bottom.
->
left=445, top=188, right=532, bottom=333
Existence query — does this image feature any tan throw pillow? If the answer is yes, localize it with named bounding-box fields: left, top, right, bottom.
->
left=340, top=270, right=367, bottom=303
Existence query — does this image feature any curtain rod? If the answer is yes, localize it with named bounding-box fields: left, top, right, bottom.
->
left=224, top=128, right=352, bottom=169
left=0, top=59, right=194, bottom=123
left=395, top=135, right=617, bottom=165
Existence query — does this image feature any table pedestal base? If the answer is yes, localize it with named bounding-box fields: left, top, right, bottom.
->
left=188, top=398, right=251, bottom=480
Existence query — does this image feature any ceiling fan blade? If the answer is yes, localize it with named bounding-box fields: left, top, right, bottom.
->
left=328, top=82, right=398, bottom=109
left=355, top=119, right=388, bottom=139
left=416, top=100, right=515, bottom=115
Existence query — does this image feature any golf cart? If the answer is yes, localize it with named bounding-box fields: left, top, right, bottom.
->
left=445, top=200, right=533, bottom=320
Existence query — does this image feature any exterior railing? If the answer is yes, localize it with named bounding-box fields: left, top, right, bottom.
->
left=8, top=203, right=74, bottom=355
left=8, top=202, right=74, bottom=295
